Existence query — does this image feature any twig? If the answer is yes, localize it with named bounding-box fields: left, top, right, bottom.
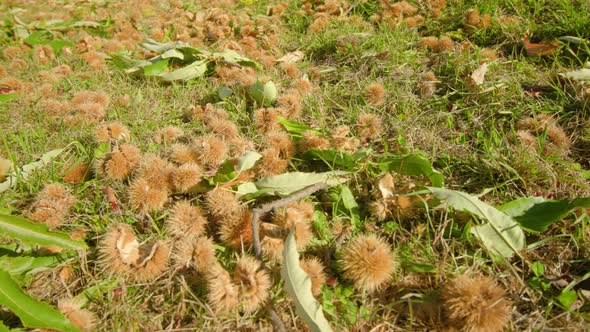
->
left=249, top=182, right=328, bottom=332
left=342, top=0, right=361, bottom=16
left=266, top=303, right=286, bottom=332
left=251, top=182, right=327, bottom=259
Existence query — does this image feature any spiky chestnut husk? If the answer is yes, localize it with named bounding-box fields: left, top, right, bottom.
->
left=442, top=274, right=511, bottom=332
left=166, top=201, right=207, bottom=239
left=339, top=234, right=397, bottom=292
left=128, top=177, right=168, bottom=212
left=300, top=257, right=327, bottom=297
left=206, top=263, right=239, bottom=314
left=234, top=256, right=271, bottom=313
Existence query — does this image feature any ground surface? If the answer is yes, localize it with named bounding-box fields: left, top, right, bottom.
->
left=0, top=0, right=589, bottom=331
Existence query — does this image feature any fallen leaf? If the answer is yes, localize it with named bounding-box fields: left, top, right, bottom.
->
left=103, top=187, right=121, bottom=213
left=377, top=173, right=395, bottom=199
left=276, top=51, right=304, bottom=64
left=523, top=34, right=559, bottom=56
left=470, top=62, right=488, bottom=86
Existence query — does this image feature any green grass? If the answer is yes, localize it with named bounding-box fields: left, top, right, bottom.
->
left=1, top=0, right=590, bottom=330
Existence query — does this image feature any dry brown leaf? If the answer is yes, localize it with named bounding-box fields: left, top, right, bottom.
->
left=277, top=51, right=304, bottom=64
left=378, top=173, right=395, bottom=199
left=103, top=186, right=121, bottom=213
left=470, top=62, right=488, bottom=86
left=523, top=34, right=559, bottom=56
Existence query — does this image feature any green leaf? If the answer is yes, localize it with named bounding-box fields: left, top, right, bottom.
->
left=236, top=182, right=258, bottom=197
left=212, top=160, right=237, bottom=184
left=530, top=261, right=545, bottom=278
left=428, top=187, right=525, bottom=259
left=0, top=93, right=19, bottom=103
left=303, top=149, right=372, bottom=170
left=217, top=86, right=233, bottom=100
left=278, top=117, right=318, bottom=138
left=499, top=197, right=590, bottom=233
left=160, top=49, right=185, bottom=60
left=330, top=185, right=361, bottom=230
left=497, top=196, right=545, bottom=217
left=255, top=171, right=349, bottom=197
left=282, top=232, right=334, bottom=332
left=0, top=254, right=67, bottom=275
left=212, top=49, right=261, bottom=70
left=0, top=270, right=81, bottom=332
left=23, top=31, right=48, bottom=45
left=68, top=20, right=101, bottom=28
left=0, top=148, right=64, bottom=193
left=46, top=40, right=74, bottom=53
left=379, top=154, right=444, bottom=187
left=140, top=38, right=190, bottom=53
left=109, top=53, right=151, bottom=70
left=73, top=279, right=118, bottom=307
left=249, top=80, right=277, bottom=107
left=557, top=290, right=577, bottom=310
left=161, top=60, right=208, bottom=81
left=0, top=213, right=87, bottom=251
left=143, top=59, right=169, bottom=76
left=312, top=210, right=333, bottom=241
left=236, top=151, right=262, bottom=173
left=0, top=320, right=10, bottom=332
left=557, top=36, right=587, bottom=44
left=560, top=68, right=590, bottom=81
left=93, top=142, right=110, bottom=159
left=23, top=31, right=73, bottom=53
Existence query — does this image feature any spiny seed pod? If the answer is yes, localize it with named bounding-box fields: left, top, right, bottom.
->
left=261, top=236, right=284, bottom=263
left=62, top=162, right=90, bottom=184
left=300, top=131, right=330, bottom=151
left=98, top=223, right=139, bottom=276
left=234, top=256, right=271, bottom=313
left=132, top=240, right=170, bottom=282
left=194, top=135, right=227, bottom=167
left=218, top=209, right=253, bottom=248
left=263, top=130, right=295, bottom=158
left=96, top=144, right=140, bottom=180
left=171, top=163, right=203, bottom=193
left=29, top=183, right=76, bottom=229
left=356, top=113, right=383, bottom=142
left=254, top=108, right=280, bottom=133
left=300, top=257, right=327, bottom=297
left=206, top=118, right=238, bottom=139
left=277, top=93, right=301, bottom=119
left=206, top=263, right=239, bottom=314
left=58, top=298, right=97, bottom=332
left=169, top=143, right=200, bottom=165
left=166, top=201, right=207, bottom=239
left=339, top=234, right=397, bottom=292
left=95, top=121, right=130, bottom=142
left=442, top=274, right=511, bottom=332
left=155, top=126, right=184, bottom=144
left=365, top=82, right=385, bottom=106
left=128, top=177, right=168, bottom=213
left=135, top=154, right=174, bottom=191
left=205, top=188, right=241, bottom=220
left=172, top=237, right=216, bottom=273
left=256, top=148, right=288, bottom=177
